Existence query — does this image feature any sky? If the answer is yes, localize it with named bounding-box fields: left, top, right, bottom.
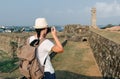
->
left=0, top=0, right=120, bottom=26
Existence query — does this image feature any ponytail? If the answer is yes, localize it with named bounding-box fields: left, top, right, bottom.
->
left=34, top=29, right=42, bottom=45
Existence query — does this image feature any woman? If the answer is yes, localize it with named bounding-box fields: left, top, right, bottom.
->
left=29, top=18, right=63, bottom=79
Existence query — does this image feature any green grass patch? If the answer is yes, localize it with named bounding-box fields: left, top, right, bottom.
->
left=52, top=41, right=89, bottom=75
left=0, top=58, right=18, bottom=73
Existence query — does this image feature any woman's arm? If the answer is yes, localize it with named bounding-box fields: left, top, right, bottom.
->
left=51, top=27, right=64, bottom=53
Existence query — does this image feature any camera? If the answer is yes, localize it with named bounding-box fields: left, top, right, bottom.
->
left=47, top=27, right=51, bottom=34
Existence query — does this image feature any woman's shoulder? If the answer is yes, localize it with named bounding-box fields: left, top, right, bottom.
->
left=44, top=39, right=52, bottom=42
left=29, top=35, right=35, bottom=39
left=28, top=35, right=36, bottom=43
left=42, top=39, right=54, bottom=45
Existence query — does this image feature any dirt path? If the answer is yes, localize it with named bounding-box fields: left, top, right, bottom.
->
left=81, top=42, right=102, bottom=77
left=52, top=41, right=102, bottom=79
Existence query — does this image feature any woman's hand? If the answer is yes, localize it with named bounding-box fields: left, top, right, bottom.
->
left=51, top=27, right=57, bottom=37
left=51, top=27, right=64, bottom=53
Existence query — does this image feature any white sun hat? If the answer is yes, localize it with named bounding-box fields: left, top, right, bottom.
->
left=33, top=18, right=48, bottom=29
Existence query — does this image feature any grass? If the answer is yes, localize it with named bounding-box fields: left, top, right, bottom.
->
left=0, top=58, right=18, bottom=72
left=0, top=56, right=19, bottom=78
left=0, top=50, right=19, bottom=73
left=0, top=50, right=8, bottom=60
left=90, top=28, right=120, bottom=44
left=0, top=50, right=20, bottom=79
left=52, top=41, right=100, bottom=79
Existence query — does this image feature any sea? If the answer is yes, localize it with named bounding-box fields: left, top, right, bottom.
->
left=0, top=25, right=65, bottom=33
left=0, top=24, right=108, bottom=33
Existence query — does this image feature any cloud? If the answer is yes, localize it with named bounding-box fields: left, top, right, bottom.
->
left=42, top=8, right=81, bottom=17
left=94, top=0, right=120, bottom=18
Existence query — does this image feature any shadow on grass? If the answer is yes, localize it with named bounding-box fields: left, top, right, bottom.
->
left=1, top=70, right=116, bottom=79
left=55, top=70, right=116, bottom=79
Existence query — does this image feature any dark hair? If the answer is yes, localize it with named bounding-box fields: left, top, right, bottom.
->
left=35, top=29, right=43, bottom=39
left=30, top=27, right=51, bottom=46
left=35, top=27, right=51, bottom=37
left=30, top=29, right=43, bottom=46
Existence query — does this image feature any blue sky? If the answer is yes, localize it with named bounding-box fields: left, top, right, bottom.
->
left=0, top=0, right=120, bottom=26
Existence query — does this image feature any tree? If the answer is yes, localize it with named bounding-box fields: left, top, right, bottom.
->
left=101, top=24, right=113, bottom=29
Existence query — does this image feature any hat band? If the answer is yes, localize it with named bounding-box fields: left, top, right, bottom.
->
left=34, top=25, right=48, bottom=29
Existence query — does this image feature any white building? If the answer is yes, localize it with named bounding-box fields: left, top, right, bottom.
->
left=0, top=26, right=5, bottom=29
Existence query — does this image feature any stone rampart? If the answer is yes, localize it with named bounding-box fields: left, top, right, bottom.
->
left=89, top=31, right=120, bottom=78
left=64, top=25, right=120, bottom=79
left=64, top=24, right=89, bottom=42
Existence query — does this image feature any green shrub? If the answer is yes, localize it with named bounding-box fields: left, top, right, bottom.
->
left=10, top=41, right=18, bottom=59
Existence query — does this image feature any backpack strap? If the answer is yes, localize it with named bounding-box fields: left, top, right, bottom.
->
left=43, top=56, right=47, bottom=66
left=39, top=38, right=48, bottom=66
left=35, top=38, right=48, bottom=66
left=40, top=38, right=48, bottom=66
left=33, top=38, right=45, bottom=47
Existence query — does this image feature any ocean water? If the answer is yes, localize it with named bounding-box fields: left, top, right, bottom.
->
left=0, top=25, right=64, bottom=33
left=98, top=25, right=106, bottom=28
left=55, top=26, right=64, bottom=32
left=1, top=25, right=107, bottom=33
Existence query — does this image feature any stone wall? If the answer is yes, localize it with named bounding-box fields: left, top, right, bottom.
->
left=89, top=31, right=120, bottom=79
left=64, top=24, right=90, bottom=42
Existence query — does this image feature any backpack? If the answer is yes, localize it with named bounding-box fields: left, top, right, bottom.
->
left=17, top=38, right=46, bottom=79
